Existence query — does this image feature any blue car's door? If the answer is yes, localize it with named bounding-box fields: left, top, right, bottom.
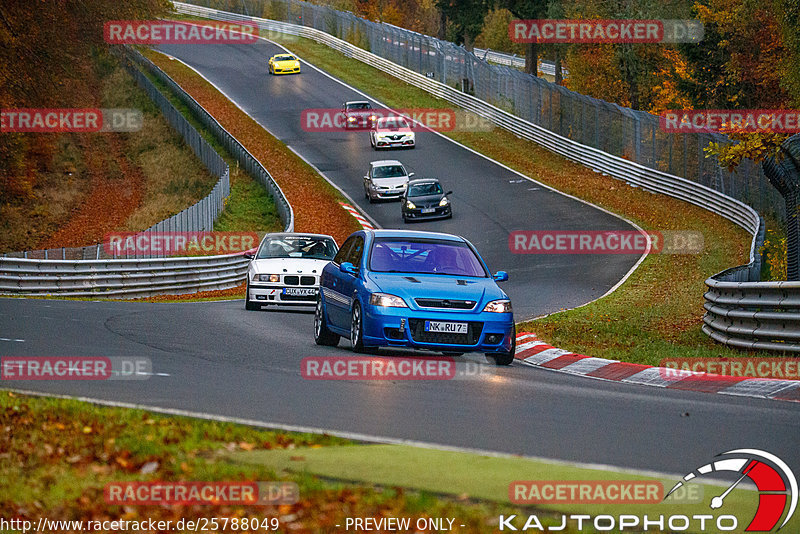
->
left=337, top=236, right=365, bottom=326
left=325, top=235, right=364, bottom=329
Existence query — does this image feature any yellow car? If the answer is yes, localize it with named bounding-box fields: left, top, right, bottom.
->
left=268, top=54, right=301, bottom=75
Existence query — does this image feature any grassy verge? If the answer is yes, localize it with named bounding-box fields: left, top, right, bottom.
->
left=2, top=392, right=777, bottom=533
left=0, top=50, right=218, bottom=252
left=0, top=392, right=562, bottom=532
left=135, top=51, right=281, bottom=236
left=140, top=48, right=362, bottom=247
left=248, top=31, right=778, bottom=365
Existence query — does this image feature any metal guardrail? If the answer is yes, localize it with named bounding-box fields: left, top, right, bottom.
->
left=473, top=48, right=564, bottom=77
left=0, top=254, right=250, bottom=298
left=0, top=44, right=294, bottom=298
left=125, top=46, right=295, bottom=234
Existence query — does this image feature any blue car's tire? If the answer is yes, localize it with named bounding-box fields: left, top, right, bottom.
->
left=350, top=302, right=367, bottom=353
left=314, top=296, right=339, bottom=347
left=488, top=324, right=515, bottom=365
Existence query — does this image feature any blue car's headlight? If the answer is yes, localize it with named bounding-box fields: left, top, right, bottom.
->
left=370, top=293, right=408, bottom=308
left=483, top=299, right=512, bottom=313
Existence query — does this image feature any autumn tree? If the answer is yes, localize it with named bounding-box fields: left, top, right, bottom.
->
left=497, top=0, right=549, bottom=74
left=436, top=0, right=492, bottom=51
left=0, top=0, right=169, bottom=203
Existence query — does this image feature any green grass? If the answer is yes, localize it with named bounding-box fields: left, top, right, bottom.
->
left=0, top=392, right=577, bottom=532
left=229, top=444, right=775, bottom=532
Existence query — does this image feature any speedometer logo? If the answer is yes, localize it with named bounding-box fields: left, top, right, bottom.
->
left=666, top=449, right=797, bottom=531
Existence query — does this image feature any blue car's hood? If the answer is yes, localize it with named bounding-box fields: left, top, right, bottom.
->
left=367, top=272, right=506, bottom=307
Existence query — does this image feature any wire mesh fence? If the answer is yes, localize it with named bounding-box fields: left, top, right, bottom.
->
left=188, top=0, right=780, bottom=222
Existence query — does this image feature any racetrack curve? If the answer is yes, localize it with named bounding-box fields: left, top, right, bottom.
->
left=2, top=297, right=799, bottom=477
left=2, top=40, right=798, bottom=477
left=155, top=39, right=641, bottom=321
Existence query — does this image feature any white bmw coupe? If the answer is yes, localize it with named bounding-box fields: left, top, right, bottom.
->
left=245, top=233, right=338, bottom=310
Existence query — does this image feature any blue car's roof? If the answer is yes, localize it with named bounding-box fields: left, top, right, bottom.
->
left=366, top=229, right=465, bottom=242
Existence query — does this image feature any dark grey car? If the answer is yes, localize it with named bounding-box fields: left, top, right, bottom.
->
left=401, top=178, right=453, bottom=222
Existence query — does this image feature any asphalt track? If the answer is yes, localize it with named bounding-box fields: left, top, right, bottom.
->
left=2, top=40, right=798, bottom=478
left=155, top=39, right=641, bottom=321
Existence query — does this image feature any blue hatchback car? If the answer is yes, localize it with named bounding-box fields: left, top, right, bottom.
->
left=314, top=229, right=516, bottom=364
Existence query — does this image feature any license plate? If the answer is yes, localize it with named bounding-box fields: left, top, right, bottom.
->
left=283, top=287, right=316, bottom=296
left=421, top=208, right=436, bottom=214
left=425, top=321, right=467, bottom=334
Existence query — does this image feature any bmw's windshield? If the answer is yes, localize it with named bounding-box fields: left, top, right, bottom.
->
left=369, top=238, right=487, bottom=277
left=257, top=236, right=337, bottom=260
left=347, top=103, right=370, bottom=110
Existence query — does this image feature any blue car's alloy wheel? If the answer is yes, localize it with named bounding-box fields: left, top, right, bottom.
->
left=314, top=297, right=340, bottom=347
left=350, top=302, right=367, bottom=353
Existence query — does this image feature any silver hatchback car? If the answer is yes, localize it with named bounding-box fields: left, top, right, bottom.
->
left=363, top=160, right=414, bottom=202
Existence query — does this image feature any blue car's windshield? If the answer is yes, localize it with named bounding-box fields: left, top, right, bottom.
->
left=369, top=238, right=487, bottom=277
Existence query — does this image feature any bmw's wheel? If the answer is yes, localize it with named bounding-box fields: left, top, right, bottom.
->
left=489, top=325, right=516, bottom=365
left=245, top=282, right=259, bottom=311
left=314, top=296, right=339, bottom=346
left=350, top=302, right=366, bottom=353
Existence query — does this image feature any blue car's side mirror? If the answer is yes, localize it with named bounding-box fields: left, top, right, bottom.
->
left=340, top=262, right=358, bottom=275
left=493, top=271, right=508, bottom=282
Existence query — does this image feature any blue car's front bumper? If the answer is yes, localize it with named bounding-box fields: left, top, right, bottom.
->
left=361, top=304, right=514, bottom=353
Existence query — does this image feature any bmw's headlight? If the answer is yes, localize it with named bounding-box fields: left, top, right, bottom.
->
left=347, top=116, right=356, bottom=122
left=369, top=114, right=377, bottom=121
left=406, top=201, right=416, bottom=209
left=370, top=293, right=408, bottom=308
left=439, top=196, right=449, bottom=206
left=483, top=299, right=512, bottom=313
left=256, top=274, right=280, bottom=282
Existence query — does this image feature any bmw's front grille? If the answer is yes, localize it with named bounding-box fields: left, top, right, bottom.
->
left=414, top=298, right=476, bottom=310
left=408, top=319, right=483, bottom=345
left=283, top=275, right=316, bottom=286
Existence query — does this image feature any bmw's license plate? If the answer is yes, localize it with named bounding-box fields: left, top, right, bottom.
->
left=421, top=208, right=436, bottom=214
left=425, top=320, right=467, bottom=334
left=283, top=287, right=316, bottom=296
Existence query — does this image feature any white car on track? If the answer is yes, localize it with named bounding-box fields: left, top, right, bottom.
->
left=370, top=116, right=415, bottom=150
left=245, top=233, right=338, bottom=310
